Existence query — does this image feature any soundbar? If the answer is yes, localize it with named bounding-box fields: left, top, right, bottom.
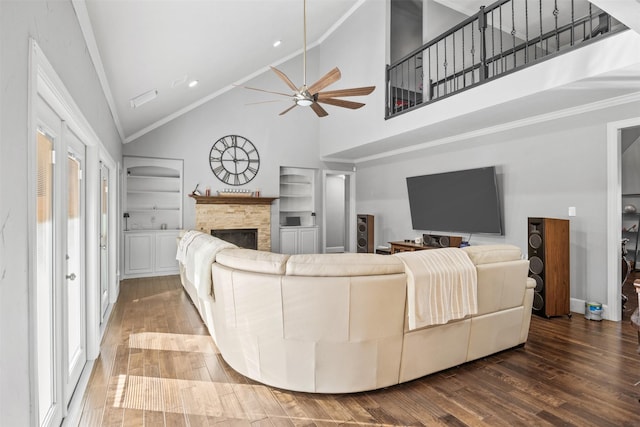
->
left=422, top=234, right=463, bottom=248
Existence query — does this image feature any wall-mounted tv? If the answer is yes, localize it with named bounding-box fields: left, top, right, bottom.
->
left=406, top=166, right=503, bottom=235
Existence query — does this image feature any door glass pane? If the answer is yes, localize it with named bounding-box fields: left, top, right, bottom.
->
left=67, top=154, right=83, bottom=380
left=100, top=164, right=109, bottom=319
left=36, top=130, right=54, bottom=424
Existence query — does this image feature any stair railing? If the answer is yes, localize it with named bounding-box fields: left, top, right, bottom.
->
left=386, top=0, right=624, bottom=119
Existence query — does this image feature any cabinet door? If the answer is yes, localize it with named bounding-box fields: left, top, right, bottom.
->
left=299, top=227, right=318, bottom=254
left=125, top=233, right=154, bottom=275
left=280, top=229, right=298, bottom=254
left=156, top=232, right=179, bottom=273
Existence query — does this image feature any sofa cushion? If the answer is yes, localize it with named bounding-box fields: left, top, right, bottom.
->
left=216, top=248, right=290, bottom=275
left=285, top=253, right=405, bottom=277
left=462, top=244, right=522, bottom=265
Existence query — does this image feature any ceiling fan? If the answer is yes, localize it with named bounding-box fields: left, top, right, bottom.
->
left=241, top=0, right=375, bottom=117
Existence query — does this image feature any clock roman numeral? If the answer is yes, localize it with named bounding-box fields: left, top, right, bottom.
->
left=247, top=166, right=258, bottom=175
left=213, top=165, right=225, bottom=176
left=210, top=156, right=221, bottom=162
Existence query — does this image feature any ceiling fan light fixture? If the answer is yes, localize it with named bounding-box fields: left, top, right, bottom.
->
left=296, top=98, right=313, bottom=107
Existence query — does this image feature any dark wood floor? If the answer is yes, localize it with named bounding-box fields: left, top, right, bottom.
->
left=79, top=275, right=640, bottom=426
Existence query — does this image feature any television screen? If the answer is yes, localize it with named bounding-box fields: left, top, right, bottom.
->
left=406, top=166, right=502, bottom=234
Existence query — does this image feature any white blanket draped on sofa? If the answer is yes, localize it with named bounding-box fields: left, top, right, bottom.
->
left=176, top=230, right=236, bottom=299
left=396, top=248, right=478, bottom=330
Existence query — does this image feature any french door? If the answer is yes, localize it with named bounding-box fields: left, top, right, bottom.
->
left=100, top=162, right=109, bottom=322
left=64, top=135, right=86, bottom=407
left=35, top=95, right=88, bottom=426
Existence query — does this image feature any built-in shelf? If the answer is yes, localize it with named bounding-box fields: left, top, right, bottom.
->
left=123, top=156, right=184, bottom=279
left=279, top=167, right=316, bottom=227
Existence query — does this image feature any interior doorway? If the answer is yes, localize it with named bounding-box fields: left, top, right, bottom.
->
left=607, top=118, right=640, bottom=322
left=322, top=170, right=356, bottom=253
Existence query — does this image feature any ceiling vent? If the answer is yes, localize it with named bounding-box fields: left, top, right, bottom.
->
left=129, top=89, right=158, bottom=108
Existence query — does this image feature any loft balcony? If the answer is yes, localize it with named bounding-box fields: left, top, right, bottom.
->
left=386, top=0, right=626, bottom=119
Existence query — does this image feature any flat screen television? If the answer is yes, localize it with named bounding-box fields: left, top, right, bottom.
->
left=406, top=166, right=502, bottom=235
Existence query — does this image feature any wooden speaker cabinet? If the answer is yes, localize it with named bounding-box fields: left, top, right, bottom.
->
left=528, top=217, right=570, bottom=318
left=357, top=214, right=374, bottom=253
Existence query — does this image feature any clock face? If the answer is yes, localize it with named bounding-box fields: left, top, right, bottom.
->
left=209, top=135, right=260, bottom=186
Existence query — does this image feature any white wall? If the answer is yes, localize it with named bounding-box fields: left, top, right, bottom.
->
left=0, top=1, right=121, bottom=424
left=356, top=100, right=640, bottom=307
left=122, top=53, right=329, bottom=251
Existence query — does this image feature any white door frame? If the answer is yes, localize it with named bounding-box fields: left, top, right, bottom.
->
left=606, top=116, right=640, bottom=322
left=322, top=170, right=356, bottom=253
left=28, top=39, right=119, bottom=425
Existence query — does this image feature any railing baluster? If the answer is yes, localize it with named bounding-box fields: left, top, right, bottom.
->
left=537, top=0, right=542, bottom=60
left=554, top=0, right=559, bottom=52
left=589, top=3, right=593, bottom=38
left=571, top=0, right=575, bottom=46
left=499, top=5, right=504, bottom=74
left=491, top=9, right=495, bottom=77
left=453, top=32, right=457, bottom=91
left=462, top=25, right=466, bottom=87
left=511, top=1, right=516, bottom=70
left=525, top=0, right=529, bottom=64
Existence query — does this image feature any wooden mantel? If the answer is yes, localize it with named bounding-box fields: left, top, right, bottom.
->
left=189, top=195, right=277, bottom=205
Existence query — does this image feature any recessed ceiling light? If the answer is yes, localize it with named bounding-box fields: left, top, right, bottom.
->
left=188, top=80, right=199, bottom=88
left=129, top=89, right=158, bottom=108
left=273, top=40, right=281, bottom=47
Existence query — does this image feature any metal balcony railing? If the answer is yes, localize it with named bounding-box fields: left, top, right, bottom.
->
left=386, top=0, right=626, bottom=119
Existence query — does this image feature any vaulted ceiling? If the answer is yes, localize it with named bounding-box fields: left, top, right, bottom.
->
left=75, top=0, right=362, bottom=143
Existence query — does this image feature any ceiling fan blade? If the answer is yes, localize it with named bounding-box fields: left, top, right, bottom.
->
left=317, top=86, right=376, bottom=99
left=316, top=97, right=366, bottom=110
left=310, top=102, right=328, bottom=117
left=307, top=67, right=341, bottom=95
left=270, top=66, right=299, bottom=93
left=279, top=103, right=298, bottom=116
left=237, top=84, right=292, bottom=98
left=246, top=99, right=289, bottom=105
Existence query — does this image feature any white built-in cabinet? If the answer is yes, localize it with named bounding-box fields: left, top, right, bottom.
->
left=279, top=166, right=318, bottom=254
left=123, top=156, right=183, bottom=278
left=280, top=226, right=318, bottom=255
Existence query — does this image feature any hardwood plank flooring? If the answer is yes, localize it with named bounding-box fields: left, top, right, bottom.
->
left=78, top=276, right=640, bottom=426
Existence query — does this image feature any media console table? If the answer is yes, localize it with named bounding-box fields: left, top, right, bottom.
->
left=389, top=241, right=438, bottom=254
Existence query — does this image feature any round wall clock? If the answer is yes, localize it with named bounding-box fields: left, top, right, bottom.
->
left=209, top=135, right=260, bottom=186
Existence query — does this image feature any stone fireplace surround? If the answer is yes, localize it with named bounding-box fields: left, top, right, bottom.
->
left=192, top=195, right=277, bottom=251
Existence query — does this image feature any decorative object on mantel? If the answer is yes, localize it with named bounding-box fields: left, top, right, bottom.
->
left=209, top=135, right=260, bottom=186
left=218, top=188, right=253, bottom=197
left=237, top=0, right=375, bottom=117
left=191, top=183, right=201, bottom=196
left=624, top=204, right=637, bottom=214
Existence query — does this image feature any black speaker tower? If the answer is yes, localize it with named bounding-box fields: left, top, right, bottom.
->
left=357, top=214, right=374, bottom=253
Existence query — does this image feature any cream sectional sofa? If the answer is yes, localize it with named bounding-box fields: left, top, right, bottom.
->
left=177, top=231, right=535, bottom=393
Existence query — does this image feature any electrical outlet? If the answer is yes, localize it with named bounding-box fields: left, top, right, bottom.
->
left=568, top=207, right=576, bottom=217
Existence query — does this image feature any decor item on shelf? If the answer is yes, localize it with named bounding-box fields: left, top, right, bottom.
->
left=123, top=212, right=130, bottom=231
left=209, top=135, right=260, bottom=185
left=191, top=183, right=201, bottom=196
left=238, top=0, right=375, bottom=117
left=624, top=204, right=637, bottom=213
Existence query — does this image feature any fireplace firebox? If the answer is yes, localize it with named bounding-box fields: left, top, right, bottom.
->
left=211, top=228, right=258, bottom=250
